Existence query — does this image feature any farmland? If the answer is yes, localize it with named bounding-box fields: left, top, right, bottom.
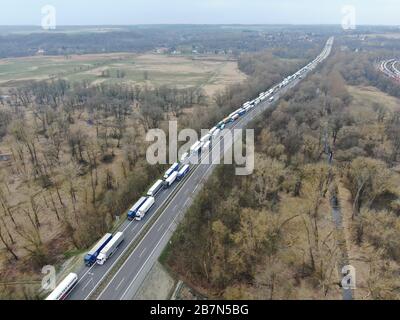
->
left=0, top=53, right=246, bottom=96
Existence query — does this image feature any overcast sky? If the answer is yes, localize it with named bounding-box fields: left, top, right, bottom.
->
left=0, top=0, right=398, bottom=26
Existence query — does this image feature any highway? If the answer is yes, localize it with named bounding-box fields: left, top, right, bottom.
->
left=379, top=59, right=400, bottom=81
left=66, top=37, right=334, bottom=300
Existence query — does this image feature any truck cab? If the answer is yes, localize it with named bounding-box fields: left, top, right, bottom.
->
left=96, top=253, right=107, bottom=265
left=84, top=253, right=96, bottom=267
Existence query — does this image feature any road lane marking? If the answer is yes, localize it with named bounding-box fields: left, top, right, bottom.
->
left=139, top=248, right=147, bottom=258
left=120, top=214, right=177, bottom=299
left=117, top=121, right=259, bottom=300
left=131, top=224, right=138, bottom=233
left=96, top=131, right=240, bottom=298
left=157, top=223, right=164, bottom=233
left=96, top=93, right=281, bottom=299
left=118, top=177, right=211, bottom=301
left=84, top=179, right=183, bottom=299
left=115, top=278, right=125, bottom=291
left=183, top=199, right=190, bottom=208
left=70, top=263, right=95, bottom=296
left=103, top=95, right=285, bottom=299
left=82, top=278, right=93, bottom=291
left=93, top=46, right=330, bottom=300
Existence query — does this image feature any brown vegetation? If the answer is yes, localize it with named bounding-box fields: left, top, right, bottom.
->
left=164, top=44, right=400, bottom=299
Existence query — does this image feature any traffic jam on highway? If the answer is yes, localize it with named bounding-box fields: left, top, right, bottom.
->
left=45, top=38, right=333, bottom=301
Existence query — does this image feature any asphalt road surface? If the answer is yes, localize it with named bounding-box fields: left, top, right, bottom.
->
left=379, top=59, right=400, bottom=80
left=67, top=37, right=333, bottom=300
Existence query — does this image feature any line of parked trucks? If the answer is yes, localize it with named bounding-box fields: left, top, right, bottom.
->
left=46, top=38, right=333, bottom=300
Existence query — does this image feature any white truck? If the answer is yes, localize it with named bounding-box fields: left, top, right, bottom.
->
left=190, top=141, right=201, bottom=153
left=200, top=133, right=211, bottom=143
left=164, top=171, right=178, bottom=188
left=147, top=180, right=163, bottom=197
left=46, top=273, right=78, bottom=300
left=135, top=197, right=155, bottom=221
left=191, top=141, right=203, bottom=155
left=228, top=111, right=238, bottom=118
left=180, top=152, right=189, bottom=162
left=212, top=128, right=221, bottom=138
left=163, top=163, right=179, bottom=180
left=209, top=127, right=218, bottom=135
left=96, top=232, right=125, bottom=265
left=202, top=140, right=211, bottom=151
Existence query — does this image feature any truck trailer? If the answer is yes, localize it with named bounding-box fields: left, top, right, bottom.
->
left=180, top=152, right=189, bottom=162
left=135, top=197, right=155, bottom=221
left=147, top=180, right=164, bottom=197
left=212, top=128, right=221, bottom=138
left=191, top=141, right=203, bottom=155
left=84, top=233, right=113, bottom=266
left=164, top=171, right=178, bottom=188
left=46, top=273, right=78, bottom=300
left=163, top=163, right=179, bottom=180
left=202, top=140, right=211, bottom=151
left=190, top=141, right=201, bottom=153
left=200, top=133, right=211, bottom=143
left=177, top=164, right=190, bottom=181
left=209, top=127, right=217, bottom=135
left=231, top=114, right=240, bottom=122
left=128, top=197, right=147, bottom=221
left=96, top=232, right=125, bottom=265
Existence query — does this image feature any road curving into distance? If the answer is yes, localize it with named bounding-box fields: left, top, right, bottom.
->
left=65, top=37, right=334, bottom=301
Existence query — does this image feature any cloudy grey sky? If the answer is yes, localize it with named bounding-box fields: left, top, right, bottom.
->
left=0, top=0, right=398, bottom=25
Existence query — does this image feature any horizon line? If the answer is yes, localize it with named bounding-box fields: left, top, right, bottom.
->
left=0, top=23, right=399, bottom=27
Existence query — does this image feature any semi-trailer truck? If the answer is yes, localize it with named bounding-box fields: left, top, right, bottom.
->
left=163, top=163, right=179, bottom=180
left=127, top=196, right=147, bottom=221
left=212, top=128, right=221, bottom=138
left=177, top=164, right=190, bottom=181
left=84, top=233, right=113, bottom=266
left=180, top=152, right=189, bottom=162
left=164, top=171, right=178, bottom=188
left=209, top=127, right=217, bottom=135
left=200, top=133, right=211, bottom=143
left=135, top=197, right=155, bottom=221
left=147, top=180, right=164, bottom=197
left=222, top=116, right=232, bottom=124
left=228, top=111, right=238, bottom=118
left=96, top=232, right=125, bottom=265
left=46, top=273, right=78, bottom=300
left=191, top=141, right=202, bottom=156
left=202, top=140, right=211, bottom=151
left=190, top=141, right=201, bottom=153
